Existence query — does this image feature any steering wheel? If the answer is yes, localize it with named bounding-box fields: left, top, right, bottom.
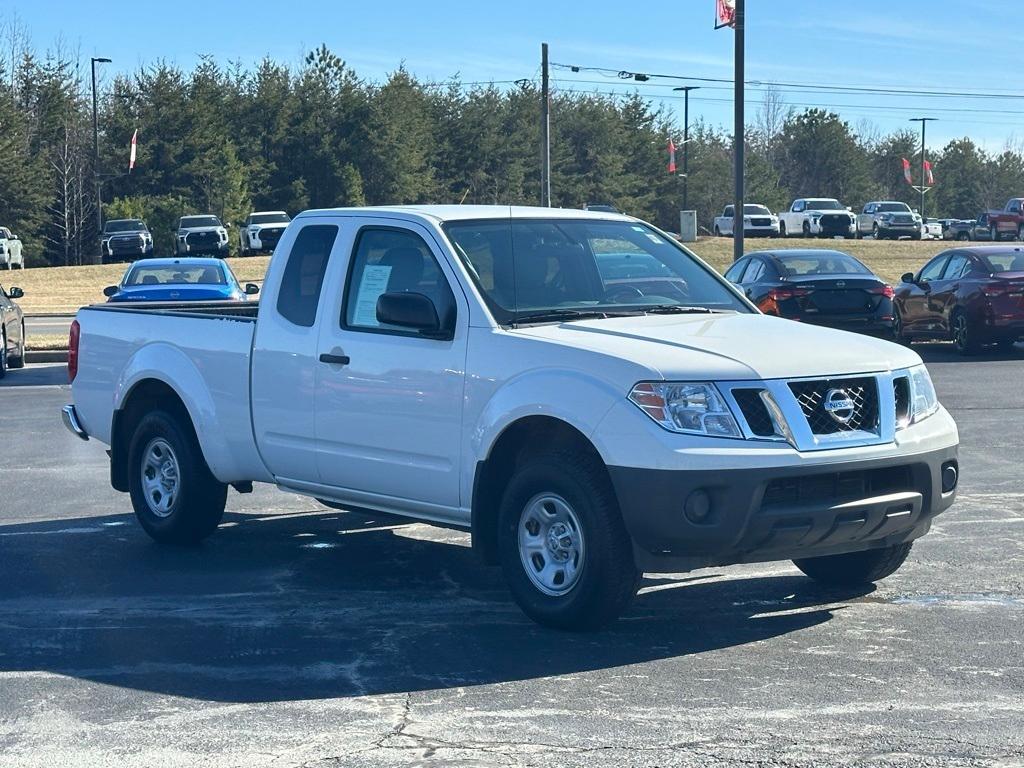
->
left=604, top=285, right=645, bottom=302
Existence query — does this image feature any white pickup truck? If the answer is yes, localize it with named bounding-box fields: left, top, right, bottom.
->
left=63, top=205, right=960, bottom=629
left=779, top=198, right=857, bottom=238
left=713, top=204, right=779, bottom=238
left=0, top=227, right=24, bottom=269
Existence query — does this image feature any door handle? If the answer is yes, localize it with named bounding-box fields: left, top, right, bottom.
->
left=319, top=353, right=350, bottom=366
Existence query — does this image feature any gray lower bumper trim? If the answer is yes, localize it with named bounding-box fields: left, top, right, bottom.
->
left=61, top=405, right=89, bottom=441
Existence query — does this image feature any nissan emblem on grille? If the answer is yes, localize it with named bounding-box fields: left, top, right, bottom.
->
left=823, top=389, right=856, bottom=425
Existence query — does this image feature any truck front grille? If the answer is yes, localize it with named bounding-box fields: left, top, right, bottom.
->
left=760, top=465, right=915, bottom=510
left=789, top=377, right=879, bottom=435
left=186, top=231, right=217, bottom=246
left=259, top=228, right=284, bottom=248
left=749, top=217, right=772, bottom=226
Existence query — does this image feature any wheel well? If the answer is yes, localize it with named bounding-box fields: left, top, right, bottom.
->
left=470, top=416, right=607, bottom=565
left=110, top=379, right=194, bottom=492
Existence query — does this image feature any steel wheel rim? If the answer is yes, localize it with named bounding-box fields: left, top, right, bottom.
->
left=518, top=493, right=586, bottom=597
left=141, top=438, right=181, bottom=518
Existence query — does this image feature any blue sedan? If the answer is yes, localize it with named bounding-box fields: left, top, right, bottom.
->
left=103, top=258, right=260, bottom=303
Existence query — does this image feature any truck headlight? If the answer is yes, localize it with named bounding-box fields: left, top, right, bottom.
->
left=629, top=382, right=741, bottom=438
left=908, top=365, right=939, bottom=423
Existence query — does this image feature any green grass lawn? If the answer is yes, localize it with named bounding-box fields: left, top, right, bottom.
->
left=6, top=237, right=949, bottom=315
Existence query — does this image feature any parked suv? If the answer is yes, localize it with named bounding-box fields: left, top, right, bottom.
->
left=102, top=219, right=154, bottom=263
left=856, top=201, right=922, bottom=240
left=175, top=215, right=230, bottom=257
left=239, top=211, right=291, bottom=256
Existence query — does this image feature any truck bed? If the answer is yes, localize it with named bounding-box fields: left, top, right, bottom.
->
left=72, top=300, right=270, bottom=485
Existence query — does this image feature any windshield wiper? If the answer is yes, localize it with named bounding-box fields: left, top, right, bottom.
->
left=510, top=308, right=636, bottom=326
left=641, top=305, right=719, bottom=314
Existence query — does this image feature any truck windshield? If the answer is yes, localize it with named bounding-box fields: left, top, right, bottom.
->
left=180, top=216, right=221, bottom=228
left=105, top=220, right=147, bottom=233
left=804, top=200, right=843, bottom=210
left=125, top=264, right=228, bottom=286
left=443, top=218, right=750, bottom=324
left=744, top=205, right=771, bottom=215
left=876, top=203, right=911, bottom=213
left=250, top=213, right=290, bottom=224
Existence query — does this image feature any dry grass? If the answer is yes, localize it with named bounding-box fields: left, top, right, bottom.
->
left=5, top=238, right=947, bottom=315
left=5, top=257, right=271, bottom=315
left=25, top=333, right=71, bottom=351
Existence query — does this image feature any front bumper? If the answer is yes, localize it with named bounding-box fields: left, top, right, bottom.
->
left=609, top=443, right=958, bottom=572
left=179, top=239, right=229, bottom=255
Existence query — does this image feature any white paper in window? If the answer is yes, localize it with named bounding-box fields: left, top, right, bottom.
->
left=352, top=265, right=392, bottom=327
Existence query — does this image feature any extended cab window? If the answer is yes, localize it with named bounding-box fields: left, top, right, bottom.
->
left=277, top=224, right=338, bottom=327
left=343, top=228, right=455, bottom=333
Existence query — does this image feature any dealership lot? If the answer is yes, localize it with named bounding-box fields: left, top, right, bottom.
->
left=0, top=352, right=1022, bottom=767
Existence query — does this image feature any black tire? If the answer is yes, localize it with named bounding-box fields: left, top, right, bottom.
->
left=957, top=231, right=969, bottom=241
left=779, top=221, right=787, bottom=237
left=0, top=329, right=7, bottom=380
left=911, top=231, right=922, bottom=241
left=9, top=322, right=25, bottom=368
left=127, top=409, right=227, bottom=545
left=497, top=449, right=639, bottom=630
left=713, top=225, right=721, bottom=237
left=802, top=221, right=812, bottom=238
left=794, top=543, right=913, bottom=586
left=952, top=309, right=982, bottom=356
left=990, top=226, right=1000, bottom=242
left=892, top=306, right=911, bottom=346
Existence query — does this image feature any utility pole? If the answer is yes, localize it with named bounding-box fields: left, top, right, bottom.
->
left=909, top=117, right=937, bottom=219
left=673, top=86, right=700, bottom=212
left=732, top=0, right=745, bottom=262
left=540, top=42, right=551, bottom=207
left=91, top=56, right=111, bottom=261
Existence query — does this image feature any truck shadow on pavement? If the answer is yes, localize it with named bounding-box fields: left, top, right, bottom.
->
left=0, top=509, right=873, bottom=703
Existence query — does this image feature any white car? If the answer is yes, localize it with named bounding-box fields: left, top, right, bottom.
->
left=779, top=198, right=857, bottom=239
left=0, top=227, right=24, bottom=269
left=63, top=205, right=960, bottom=630
left=239, top=211, right=291, bottom=256
left=713, top=204, right=779, bottom=238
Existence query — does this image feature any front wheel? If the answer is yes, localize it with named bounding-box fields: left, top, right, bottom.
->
left=497, top=450, right=639, bottom=630
left=127, top=410, right=227, bottom=544
left=779, top=221, right=788, bottom=237
left=802, top=221, right=812, bottom=238
left=9, top=322, right=25, bottom=368
left=794, top=543, right=913, bottom=586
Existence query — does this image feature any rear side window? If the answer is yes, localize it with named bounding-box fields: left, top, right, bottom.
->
left=276, top=224, right=338, bottom=327
left=741, top=260, right=765, bottom=283
left=942, top=253, right=969, bottom=280
left=343, top=227, right=455, bottom=333
left=723, top=259, right=747, bottom=283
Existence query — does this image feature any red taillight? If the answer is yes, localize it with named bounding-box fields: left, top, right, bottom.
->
left=869, top=285, right=896, bottom=298
left=68, top=319, right=80, bottom=383
left=768, top=287, right=812, bottom=301
left=984, top=281, right=1024, bottom=298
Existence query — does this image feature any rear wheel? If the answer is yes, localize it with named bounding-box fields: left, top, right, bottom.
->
left=794, top=543, right=913, bottom=586
left=952, top=309, right=982, bottom=356
left=957, top=231, right=969, bottom=241
left=990, top=226, right=1000, bottom=242
left=497, top=449, right=639, bottom=630
left=127, top=410, right=227, bottom=544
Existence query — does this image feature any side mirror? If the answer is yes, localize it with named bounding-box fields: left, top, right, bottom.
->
left=102, top=285, right=118, bottom=297
left=225, top=222, right=233, bottom=229
left=8, top=286, right=23, bottom=299
left=846, top=206, right=853, bottom=211
left=244, top=283, right=260, bottom=295
left=901, top=272, right=915, bottom=284
left=376, top=291, right=445, bottom=336
left=10, top=235, right=18, bottom=241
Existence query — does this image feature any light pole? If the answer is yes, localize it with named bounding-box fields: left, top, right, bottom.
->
left=909, top=117, right=937, bottom=219
left=672, top=86, right=700, bottom=212
left=91, top=56, right=111, bottom=259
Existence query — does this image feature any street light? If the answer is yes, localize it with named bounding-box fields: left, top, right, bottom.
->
left=909, top=117, right=937, bottom=220
left=673, top=86, right=700, bottom=213
left=91, top=56, right=111, bottom=261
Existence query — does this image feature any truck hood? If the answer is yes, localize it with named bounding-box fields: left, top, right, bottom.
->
left=511, top=312, right=920, bottom=381
left=181, top=226, right=225, bottom=234
left=805, top=208, right=854, bottom=216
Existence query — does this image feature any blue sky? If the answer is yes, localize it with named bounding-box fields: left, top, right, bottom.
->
left=3, top=0, right=1020, bottom=150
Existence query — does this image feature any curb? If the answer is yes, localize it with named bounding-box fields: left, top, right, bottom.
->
left=26, top=350, right=69, bottom=364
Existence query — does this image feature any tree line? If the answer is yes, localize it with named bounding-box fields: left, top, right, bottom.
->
left=1, top=35, right=1023, bottom=266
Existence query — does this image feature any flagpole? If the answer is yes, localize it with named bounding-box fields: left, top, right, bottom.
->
left=732, top=0, right=745, bottom=262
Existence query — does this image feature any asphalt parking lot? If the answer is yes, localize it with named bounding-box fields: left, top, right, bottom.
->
left=1, top=349, right=1022, bottom=768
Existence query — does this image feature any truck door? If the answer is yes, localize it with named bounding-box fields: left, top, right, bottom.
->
left=313, top=218, right=468, bottom=521
left=251, top=221, right=341, bottom=482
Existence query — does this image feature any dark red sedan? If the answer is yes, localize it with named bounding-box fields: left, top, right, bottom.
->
left=893, top=246, right=1024, bottom=355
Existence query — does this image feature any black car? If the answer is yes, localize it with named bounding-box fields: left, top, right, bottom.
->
left=0, top=282, right=26, bottom=377
left=725, top=249, right=895, bottom=337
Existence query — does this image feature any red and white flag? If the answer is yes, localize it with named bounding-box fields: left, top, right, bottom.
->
left=129, top=129, right=138, bottom=172
left=924, top=160, right=934, bottom=185
left=715, top=0, right=736, bottom=28
left=667, top=138, right=677, bottom=174
left=901, top=158, right=913, bottom=185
